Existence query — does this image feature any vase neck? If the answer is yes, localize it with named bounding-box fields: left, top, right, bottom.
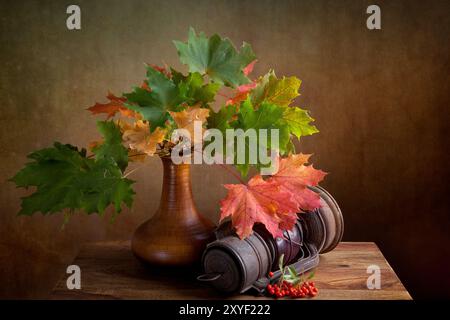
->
left=158, top=157, right=196, bottom=216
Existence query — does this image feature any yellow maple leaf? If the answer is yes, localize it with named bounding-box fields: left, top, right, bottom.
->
left=169, top=106, right=210, bottom=145
left=121, top=120, right=166, bottom=156
left=251, top=71, right=301, bottom=108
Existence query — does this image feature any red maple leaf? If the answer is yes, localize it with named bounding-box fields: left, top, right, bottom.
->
left=243, top=60, right=257, bottom=76
left=141, top=81, right=151, bottom=92
left=148, top=64, right=172, bottom=78
left=225, top=82, right=257, bottom=106
left=220, top=154, right=326, bottom=239
left=220, top=175, right=299, bottom=239
left=224, top=60, right=257, bottom=106
left=268, top=154, right=327, bottom=212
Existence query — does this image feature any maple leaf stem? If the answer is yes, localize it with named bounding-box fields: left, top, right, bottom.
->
left=87, top=152, right=146, bottom=161
left=191, top=147, right=245, bottom=184
left=217, top=163, right=246, bottom=184
left=123, top=163, right=147, bottom=178
left=217, top=91, right=231, bottom=99
left=129, top=153, right=147, bottom=158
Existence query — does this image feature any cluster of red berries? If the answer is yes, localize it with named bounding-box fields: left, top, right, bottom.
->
left=266, top=276, right=318, bottom=298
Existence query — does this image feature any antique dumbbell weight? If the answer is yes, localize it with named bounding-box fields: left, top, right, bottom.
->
left=197, top=186, right=344, bottom=294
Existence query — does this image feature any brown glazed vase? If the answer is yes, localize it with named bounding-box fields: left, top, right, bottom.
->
left=131, top=156, right=215, bottom=266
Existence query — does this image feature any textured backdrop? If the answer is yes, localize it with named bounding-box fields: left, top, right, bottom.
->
left=1, top=0, right=449, bottom=299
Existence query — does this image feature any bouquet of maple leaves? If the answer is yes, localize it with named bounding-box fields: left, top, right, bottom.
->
left=11, top=28, right=326, bottom=240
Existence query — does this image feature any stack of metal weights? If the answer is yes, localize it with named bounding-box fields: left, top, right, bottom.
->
left=198, top=186, right=344, bottom=294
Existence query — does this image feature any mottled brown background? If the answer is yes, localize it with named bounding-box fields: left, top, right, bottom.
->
left=1, top=0, right=449, bottom=299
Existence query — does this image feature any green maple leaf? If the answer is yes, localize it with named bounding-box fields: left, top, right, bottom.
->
left=10, top=142, right=135, bottom=216
left=207, top=104, right=238, bottom=132
left=280, top=107, right=318, bottom=139
left=92, top=121, right=128, bottom=172
left=237, top=100, right=281, bottom=130
left=203, top=105, right=238, bottom=162
left=124, top=67, right=184, bottom=131
left=251, top=70, right=301, bottom=107
left=236, top=99, right=291, bottom=151
left=174, top=28, right=256, bottom=87
left=231, top=99, right=290, bottom=176
left=203, top=105, right=238, bottom=161
left=171, top=69, right=221, bottom=106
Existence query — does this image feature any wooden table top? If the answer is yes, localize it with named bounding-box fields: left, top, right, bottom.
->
left=50, top=241, right=411, bottom=300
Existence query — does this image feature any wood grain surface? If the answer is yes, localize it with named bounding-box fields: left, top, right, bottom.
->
left=50, top=241, right=411, bottom=300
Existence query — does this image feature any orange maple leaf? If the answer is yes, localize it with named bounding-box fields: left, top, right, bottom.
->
left=87, top=92, right=139, bottom=119
left=121, top=120, right=166, bottom=156
left=220, top=175, right=299, bottom=239
left=268, top=154, right=327, bottom=212
left=169, top=106, right=210, bottom=145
